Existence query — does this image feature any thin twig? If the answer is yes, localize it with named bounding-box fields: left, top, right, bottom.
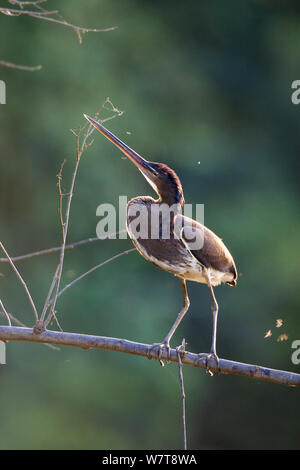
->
left=1, top=310, right=24, bottom=327
left=1, top=1, right=117, bottom=51
left=1, top=2, right=117, bottom=73
left=0, top=7, right=117, bottom=33
left=0, top=299, right=12, bottom=327
left=0, top=7, right=58, bottom=15
left=57, top=159, right=66, bottom=244
left=51, top=312, right=63, bottom=333
left=28, top=12, right=118, bottom=33
left=46, top=124, right=91, bottom=323
left=0, top=231, right=127, bottom=263
left=52, top=248, right=136, bottom=304
left=176, top=339, right=187, bottom=450
left=38, top=265, right=60, bottom=329
left=0, top=241, right=39, bottom=324
left=8, top=0, right=48, bottom=6
left=47, top=131, right=82, bottom=324
left=0, top=59, right=42, bottom=71
left=0, top=326, right=299, bottom=387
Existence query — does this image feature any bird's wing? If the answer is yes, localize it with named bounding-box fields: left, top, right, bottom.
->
left=175, top=214, right=237, bottom=285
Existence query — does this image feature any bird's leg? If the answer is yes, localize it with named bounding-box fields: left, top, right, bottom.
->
left=148, top=278, right=190, bottom=366
left=196, top=269, right=220, bottom=373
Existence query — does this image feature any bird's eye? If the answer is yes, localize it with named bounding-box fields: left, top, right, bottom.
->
left=147, top=164, right=158, bottom=176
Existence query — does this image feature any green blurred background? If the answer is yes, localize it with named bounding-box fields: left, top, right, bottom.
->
left=0, top=0, right=300, bottom=450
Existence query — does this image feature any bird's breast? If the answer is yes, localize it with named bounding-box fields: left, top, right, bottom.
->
left=126, top=198, right=236, bottom=287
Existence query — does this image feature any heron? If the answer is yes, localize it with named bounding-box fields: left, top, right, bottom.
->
left=84, top=114, right=237, bottom=367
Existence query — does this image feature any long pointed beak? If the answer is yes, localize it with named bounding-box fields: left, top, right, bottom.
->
left=84, top=114, right=157, bottom=174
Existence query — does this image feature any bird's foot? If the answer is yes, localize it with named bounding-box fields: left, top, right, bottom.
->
left=195, top=351, right=220, bottom=376
left=147, top=340, right=171, bottom=366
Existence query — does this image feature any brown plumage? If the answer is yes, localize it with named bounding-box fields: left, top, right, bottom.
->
left=84, top=114, right=237, bottom=366
left=127, top=198, right=237, bottom=287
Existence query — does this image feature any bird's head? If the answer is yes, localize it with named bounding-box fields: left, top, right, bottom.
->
left=84, top=115, right=184, bottom=206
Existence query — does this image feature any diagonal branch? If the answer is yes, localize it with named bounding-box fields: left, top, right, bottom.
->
left=39, top=265, right=60, bottom=328
left=8, top=0, right=48, bottom=6
left=0, top=59, right=42, bottom=71
left=41, top=247, right=136, bottom=330
left=46, top=248, right=136, bottom=317
left=0, top=6, right=117, bottom=33
left=0, top=231, right=127, bottom=263
left=0, top=7, right=57, bottom=15
left=57, top=159, right=66, bottom=244
left=27, top=12, right=117, bottom=33
left=0, top=326, right=299, bottom=387
left=0, top=242, right=39, bottom=323
left=1, top=1, right=117, bottom=72
left=0, top=299, right=12, bottom=326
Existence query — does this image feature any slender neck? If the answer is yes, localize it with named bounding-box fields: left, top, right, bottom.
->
left=156, top=197, right=182, bottom=217
left=156, top=181, right=184, bottom=209
left=141, top=164, right=184, bottom=212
